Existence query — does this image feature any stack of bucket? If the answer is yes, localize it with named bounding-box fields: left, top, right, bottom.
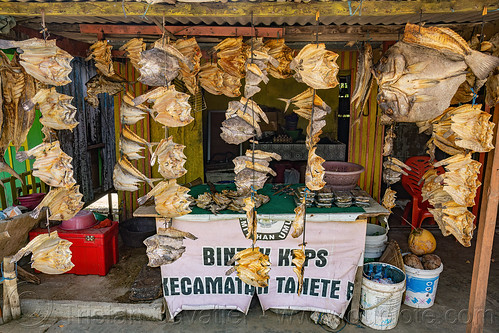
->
left=360, top=262, right=406, bottom=330
left=364, top=224, right=388, bottom=262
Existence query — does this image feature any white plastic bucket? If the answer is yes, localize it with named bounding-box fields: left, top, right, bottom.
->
left=404, top=263, right=443, bottom=308
left=361, top=262, right=406, bottom=330
left=364, top=224, right=388, bottom=261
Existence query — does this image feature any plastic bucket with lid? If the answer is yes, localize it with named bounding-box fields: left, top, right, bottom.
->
left=364, top=224, right=388, bottom=262
left=361, top=262, right=406, bottom=330
left=404, top=262, right=443, bottom=308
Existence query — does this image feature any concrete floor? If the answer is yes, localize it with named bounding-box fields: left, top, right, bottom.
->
left=1, top=226, right=498, bottom=332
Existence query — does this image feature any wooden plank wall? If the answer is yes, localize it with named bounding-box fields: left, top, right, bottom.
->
left=58, top=57, right=116, bottom=203
left=342, top=50, right=384, bottom=201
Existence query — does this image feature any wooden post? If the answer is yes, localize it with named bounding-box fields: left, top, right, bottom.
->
left=466, top=108, right=499, bottom=332
left=2, top=256, right=21, bottom=322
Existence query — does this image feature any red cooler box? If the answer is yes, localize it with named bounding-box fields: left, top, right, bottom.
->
left=29, top=221, right=119, bottom=276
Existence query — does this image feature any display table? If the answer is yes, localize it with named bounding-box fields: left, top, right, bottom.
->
left=133, top=184, right=389, bottom=320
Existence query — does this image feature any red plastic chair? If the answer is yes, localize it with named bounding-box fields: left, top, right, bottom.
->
left=401, top=156, right=444, bottom=228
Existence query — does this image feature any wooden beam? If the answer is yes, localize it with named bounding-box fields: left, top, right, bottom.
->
left=0, top=1, right=496, bottom=19
left=466, top=106, right=499, bottom=333
left=80, top=24, right=285, bottom=38
left=13, top=25, right=91, bottom=58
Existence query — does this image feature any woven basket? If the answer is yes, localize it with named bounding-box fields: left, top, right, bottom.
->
left=379, top=240, right=405, bottom=273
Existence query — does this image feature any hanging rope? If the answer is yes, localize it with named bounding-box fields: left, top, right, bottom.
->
left=40, top=9, right=49, bottom=42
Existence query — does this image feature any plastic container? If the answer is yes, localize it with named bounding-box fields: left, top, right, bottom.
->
left=364, top=224, right=388, bottom=262
left=59, top=210, right=98, bottom=230
left=361, top=262, right=406, bottom=330
left=29, top=222, right=119, bottom=276
left=323, top=161, right=365, bottom=190
left=404, top=262, right=443, bottom=308
left=17, top=193, right=45, bottom=210
left=119, top=217, right=156, bottom=248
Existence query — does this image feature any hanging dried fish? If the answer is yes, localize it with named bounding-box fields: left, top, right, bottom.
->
left=113, top=156, right=159, bottom=191
left=381, top=188, right=397, bottom=211
left=132, top=86, right=193, bottom=127
left=305, top=147, right=326, bottom=191
left=120, top=92, right=152, bottom=125
left=150, top=136, right=187, bottom=179
left=198, top=63, right=241, bottom=97
left=226, top=247, right=271, bottom=288
left=31, top=185, right=84, bottom=221
left=120, top=38, right=145, bottom=70
left=120, top=125, right=155, bottom=160
left=86, top=40, right=115, bottom=77
left=292, top=247, right=306, bottom=295
left=11, top=232, right=74, bottom=274
left=264, top=38, right=295, bottom=79
left=375, top=23, right=499, bottom=123
left=351, top=43, right=374, bottom=124
left=14, top=38, right=73, bottom=86
left=27, top=88, right=79, bottom=131
left=137, top=180, right=192, bottom=218
left=289, top=43, right=339, bottom=89
left=85, top=74, right=124, bottom=108
left=220, top=98, right=268, bottom=145
left=16, top=141, right=76, bottom=188
left=174, top=38, right=202, bottom=95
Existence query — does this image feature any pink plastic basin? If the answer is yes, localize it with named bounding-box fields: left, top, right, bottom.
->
left=59, top=210, right=98, bottom=231
left=18, top=193, right=46, bottom=210
left=323, top=161, right=365, bottom=190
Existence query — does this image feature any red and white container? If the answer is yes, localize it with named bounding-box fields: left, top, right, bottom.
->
left=29, top=221, right=119, bottom=276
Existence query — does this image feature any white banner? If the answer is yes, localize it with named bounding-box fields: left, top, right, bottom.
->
left=162, top=217, right=366, bottom=318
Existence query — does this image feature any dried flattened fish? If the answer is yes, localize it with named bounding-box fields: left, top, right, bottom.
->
left=31, top=185, right=84, bottom=221
left=150, top=136, right=187, bottom=179
left=120, top=38, right=145, bottom=71
left=137, top=180, right=191, bottom=218
left=28, top=88, right=79, bottom=131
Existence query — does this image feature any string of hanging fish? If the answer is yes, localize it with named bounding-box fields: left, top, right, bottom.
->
left=0, top=20, right=84, bottom=274
left=350, top=23, right=499, bottom=246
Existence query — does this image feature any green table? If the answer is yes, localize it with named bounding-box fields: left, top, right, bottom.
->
left=188, top=183, right=365, bottom=215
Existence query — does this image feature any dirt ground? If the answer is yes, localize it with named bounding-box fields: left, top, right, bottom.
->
left=1, top=225, right=498, bottom=332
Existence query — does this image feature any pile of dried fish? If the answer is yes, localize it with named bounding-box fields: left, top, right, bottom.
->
left=132, top=86, right=193, bottom=127
left=113, top=156, right=158, bottom=192
left=17, top=141, right=76, bottom=188
left=120, top=38, right=145, bottom=71
left=420, top=104, right=495, bottom=158
left=233, top=149, right=281, bottom=193
left=289, top=43, right=339, bottom=90
left=28, top=88, right=79, bottom=131
left=198, top=63, right=241, bottom=97
left=31, top=185, right=84, bottom=221
left=137, top=37, right=188, bottom=87
left=351, top=43, right=374, bottom=124
left=86, top=40, right=115, bottom=77
left=221, top=98, right=268, bottom=145
left=422, top=153, right=481, bottom=246
left=174, top=38, right=202, bottom=95
left=381, top=187, right=397, bottom=211
left=11, top=232, right=74, bottom=274
left=264, top=39, right=295, bottom=79
left=14, top=38, right=73, bottom=86
left=375, top=23, right=499, bottom=124
left=138, top=180, right=191, bottom=218
left=144, top=227, right=197, bottom=267
left=120, top=125, right=155, bottom=160
left=195, top=189, right=269, bottom=214
left=120, top=91, right=151, bottom=125
left=292, top=247, right=306, bottom=295
left=382, top=157, right=411, bottom=185
left=150, top=136, right=187, bottom=179
left=226, top=247, right=270, bottom=288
